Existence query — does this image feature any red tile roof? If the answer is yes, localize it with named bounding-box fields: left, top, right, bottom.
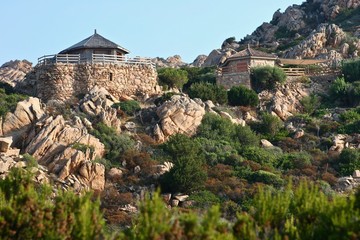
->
left=227, top=45, right=277, bottom=60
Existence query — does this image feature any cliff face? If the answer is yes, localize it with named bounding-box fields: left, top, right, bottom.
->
left=202, top=0, right=360, bottom=66
left=0, top=60, right=32, bottom=87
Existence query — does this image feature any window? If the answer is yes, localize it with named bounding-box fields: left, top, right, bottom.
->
left=109, top=72, right=113, bottom=81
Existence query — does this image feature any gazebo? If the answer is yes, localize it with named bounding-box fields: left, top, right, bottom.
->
left=59, top=30, right=130, bottom=61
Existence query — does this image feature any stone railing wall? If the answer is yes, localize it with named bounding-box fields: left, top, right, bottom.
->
left=30, top=63, right=161, bottom=102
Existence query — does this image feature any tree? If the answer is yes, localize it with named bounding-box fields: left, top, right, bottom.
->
left=157, top=68, right=189, bottom=89
left=160, top=134, right=207, bottom=193
left=251, top=66, right=286, bottom=92
left=228, top=85, right=259, bottom=107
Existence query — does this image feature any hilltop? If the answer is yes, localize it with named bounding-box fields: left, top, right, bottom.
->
left=200, top=0, right=360, bottom=67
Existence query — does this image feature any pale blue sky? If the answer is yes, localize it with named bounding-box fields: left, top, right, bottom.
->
left=0, top=0, right=304, bottom=65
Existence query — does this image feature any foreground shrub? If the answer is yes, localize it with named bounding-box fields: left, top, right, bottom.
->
left=158, top=68, right=189, bottom=89
left=251, top=66, right=286, bottom=92
left=160, top=134, right=207, bottom=193
left=0, top=169, right=106, bottom=240
left=228, top=85, right=259, bottom=107
left=188, top=82, right=228, bottom=104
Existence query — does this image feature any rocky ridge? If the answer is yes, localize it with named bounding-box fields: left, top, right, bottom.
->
left=0, top=60, right=32, bottom=87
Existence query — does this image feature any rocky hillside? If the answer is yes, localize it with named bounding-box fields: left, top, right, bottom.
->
left=0, top=60, right=32, bottom=86
left=200, top=0, right=360, bottom=67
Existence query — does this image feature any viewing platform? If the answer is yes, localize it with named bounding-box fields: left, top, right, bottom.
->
left=37, top=54, right=155, bottom=67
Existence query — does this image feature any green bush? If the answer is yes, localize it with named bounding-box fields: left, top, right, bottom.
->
left=195, top=137, right=238, bottom=166
left=188, top=190, right=221, bottom=209
left=0, top=88, right=27, bottom=117
left=91, top=123, right=135, bottom=163
left=160, top=134, right=207, bottom=193
left=342, top=59, right=360, bottom=83
left=240, top=146, right=278, bottom=167
left=277, top=152, right=312, bottom=170
left=125, top=192, right=231, bottom=239
left=248, top=170, right=284, bottom=187
left=197, top=113, right=259, bottom=148
left=329, top=77, right=360, bottom=107
left=250, top=113, right=283, bottom=138
left=300, top=94, right=321, bottom=115
left=338, top=148, right=360, bottom=176
left=188, top=82, right=228, bottom=105
left=182, top=66, right=216, bottom=89
left=251, top=66, right=286, bottom=92
left=0, top=168, right=106, bottom=239
left=112, top=100, right=141, bottom=116
left=158, top=68, right=189, bottom=89
left=275, top=26, right=297, bottom=39
left=228, top=85, right=259, bottom=107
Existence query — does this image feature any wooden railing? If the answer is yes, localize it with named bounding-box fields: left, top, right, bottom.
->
left=37, top=54, right=154, bottom=67
left=281, top=67, right=305, bottom=76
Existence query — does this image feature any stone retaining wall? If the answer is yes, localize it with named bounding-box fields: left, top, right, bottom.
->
left=31, top=63, right=161, bottom=102
left=216, top=72, right=251, bottom=89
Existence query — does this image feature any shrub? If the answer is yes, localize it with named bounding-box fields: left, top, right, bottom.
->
left=91, top=123, right=135, bottom=163
left=196, top=113, right=236, bottom=142
left=250, top=113, right=283, bottom=138
left=157, top=68, right=189, bottom=89
left=338, top=148, right=360, bottom=176
left=182, top=66, right=216, bottom=89
left=0, top=88, right=27, bottom=117
left=188, top=190, right=221, bottom=209
left=197, top=113, right=259, bottom=148
left=228, top=85, right=259, bottom=107
left=240, top=146, right=278, bottom=167
left=342, top=59, right=360, bottom=83
left=300, top=94, right=321, bottom=115
left=0, top=168, right=106, bottom=239
left=112, top=100, right=140, bottom=116
left=160, top=134, right=207, bottom=193
left=277, top=152, right=312, bottom=170
left=187, top=82, right=228, bottom=105
left=251, top=66, right=286, bottom=92
left=248, top=170, right=284, bottom=187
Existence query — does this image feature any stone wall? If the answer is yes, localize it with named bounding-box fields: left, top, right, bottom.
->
left=216, top=72, right=251, bottom=89
left=30, top=63, right=161, bottom=102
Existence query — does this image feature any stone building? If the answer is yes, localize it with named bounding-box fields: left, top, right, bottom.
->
left=26, top=31, right=161, bottom=102
left=216, top=45, right=277, bottom=89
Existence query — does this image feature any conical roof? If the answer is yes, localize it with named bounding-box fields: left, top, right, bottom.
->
left=59, top=30, right=130, bottom=54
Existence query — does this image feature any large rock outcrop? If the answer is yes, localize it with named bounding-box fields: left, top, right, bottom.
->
left=24, top=115, right=106, bottom=191
left=259, top=82, right=309, bottom=120
left=1, top=97, right=46, bottom=145
left=0, top=60, right=32, bottom=87
left=154, top=95, right=206, bottom=142
left=79, top=86, right=121, bottom=132
left=284, top=24, right=353, bottom=60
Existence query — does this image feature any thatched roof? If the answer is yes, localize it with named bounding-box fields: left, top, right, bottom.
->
left=59, top=30, right=130, bottom=54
